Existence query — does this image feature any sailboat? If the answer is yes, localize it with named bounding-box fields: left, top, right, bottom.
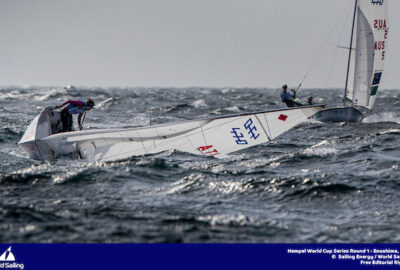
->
left=18, top=105, right=324, bottom=162
left=315, top=0, right=389, bottom=123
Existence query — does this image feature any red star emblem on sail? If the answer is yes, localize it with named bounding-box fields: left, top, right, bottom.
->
left=278, top=114, right=288, bottom=121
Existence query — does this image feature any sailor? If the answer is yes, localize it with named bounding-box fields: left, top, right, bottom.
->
left=306, top=96, right=313, bottom=106
left=280, top=84, right=290, bottom=103
left=280, top=84, right=296, bottom=107
left=55, top=99, right=95, bottom=132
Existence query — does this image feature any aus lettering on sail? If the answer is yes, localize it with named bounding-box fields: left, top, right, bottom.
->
left=374, top=19, right=387, bottom=30
left=373, top=18, right=389, bottom=60
left=374, top=41, right=385, bottom=51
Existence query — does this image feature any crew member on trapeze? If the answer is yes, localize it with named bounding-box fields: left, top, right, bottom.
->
left=280, top=84, right=313, bottom=107
left=54, top=99, right=95, bottom=132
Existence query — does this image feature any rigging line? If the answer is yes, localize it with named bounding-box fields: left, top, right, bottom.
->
left=200, top=125, right=208, bottom=147
left=153, top=126, right=161, bottom=148
left=296, top=0, right=353, bottom=92
left=343, top=0, right=358, bottom=106
left=185, top=133, right=197, bottom=151
left=112, top=129, right=126, bottom=159
left=255, top=114, right=271, bottom=140
left=262, top=113, right=272, bottom=140
left=325, top=0, right=354, bottom=88
left=137, top=128, right=148, bottom=154
left=140, top=141, right=148, bottom=154
left=81, top=112, right=86, bottom=130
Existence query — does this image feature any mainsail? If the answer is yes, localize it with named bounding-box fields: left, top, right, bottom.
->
left=41, top=105, right=324, bottom=161
left=347, top=0, right=389, bottom=109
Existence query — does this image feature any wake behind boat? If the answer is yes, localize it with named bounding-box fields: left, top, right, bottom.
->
left=18, top=105, right=324, bottom=162
left=316, top=0, right=389, bottom=123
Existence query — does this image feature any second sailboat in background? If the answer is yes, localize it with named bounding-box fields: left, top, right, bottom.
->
left=316, top=0, right=389, bottom=123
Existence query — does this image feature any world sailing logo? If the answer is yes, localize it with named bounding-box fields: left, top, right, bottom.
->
left=0, top=247, right=24, bottom=269
left=0, top=247, right=15, bottom=262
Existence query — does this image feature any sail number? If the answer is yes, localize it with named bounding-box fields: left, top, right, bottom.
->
left=198, top=145, right=220, bottom=156
left=230, top=118, right=260, bottom=145
left=373, top=19, right=388, bottom=60
left=371, top=0, right=384, bottom=5
left=373, top=19, right=387, bottom=30
left=371, top=0, right=386, bottom=60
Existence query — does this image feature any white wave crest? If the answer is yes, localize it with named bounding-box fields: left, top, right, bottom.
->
left=302, top=147, right=338, bottom=157
left=198, top=213, right=255, bottom=226
left=208, top=180, right=250, bottom=195
left=377, top=129, right=400, bottom=135
left=363, top=112, right=400, bottom=124
left=191, top=99, right=208, bottom=108
left=224, top=106, right=241, bottom=112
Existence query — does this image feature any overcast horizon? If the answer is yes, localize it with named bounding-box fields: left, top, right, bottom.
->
left=1, top=0, right=398, bottom=89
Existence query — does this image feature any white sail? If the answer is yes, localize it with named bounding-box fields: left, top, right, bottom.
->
left=352, top=7, right=375, bottom=107
left=351, top=0, right=389, bottom=109
left=41, top=106, right=324, bottom=161
left=365, top=0, right=389, bottom=109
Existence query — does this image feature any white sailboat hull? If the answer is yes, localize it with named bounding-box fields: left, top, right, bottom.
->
left=19, top=105, right=325, bottom=162
left=314, top=107, right=363, bottom=123
left=18, top=107, right=60, bottom=160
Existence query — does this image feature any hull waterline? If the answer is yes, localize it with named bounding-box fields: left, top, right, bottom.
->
left=314, top=107, right=363, bottom=123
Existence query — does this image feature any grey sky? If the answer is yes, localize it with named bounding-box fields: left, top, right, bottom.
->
left=0, top=0, right=398, bottom=88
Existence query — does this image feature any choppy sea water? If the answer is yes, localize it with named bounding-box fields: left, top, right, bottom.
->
left=0, top=86, right=399, bottom=243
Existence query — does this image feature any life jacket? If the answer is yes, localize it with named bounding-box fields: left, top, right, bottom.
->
left=281, top=91, right=291, bottom=102
left=65, top=100, right=87, bottom=114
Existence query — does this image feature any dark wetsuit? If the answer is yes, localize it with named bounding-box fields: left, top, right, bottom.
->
left=61, top=100, right=87, bottom=132
left=281, top=91, right=296, bottom=107
left=281, top=90, right=304, bottom=107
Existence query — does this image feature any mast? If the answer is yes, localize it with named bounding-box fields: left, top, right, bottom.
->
left=343, top=0, right=358, bottom=106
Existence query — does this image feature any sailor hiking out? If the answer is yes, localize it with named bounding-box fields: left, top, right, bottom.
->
left=55, top=99, right=95, bottom=132
left=280, top=84, right=313, bottom=107
left=280, top=84, right=302, bottom=107
left=306, top=96, right=313, bottom=105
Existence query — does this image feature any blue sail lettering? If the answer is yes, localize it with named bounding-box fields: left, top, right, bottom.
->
left=371, top=0, right=384, bottom=5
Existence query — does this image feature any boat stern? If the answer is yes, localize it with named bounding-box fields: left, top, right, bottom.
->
left=314, top=107, right=363, bottom=123
left=18, top=107, right=57, bottom=161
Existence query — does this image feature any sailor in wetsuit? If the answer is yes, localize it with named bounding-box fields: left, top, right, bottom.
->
left=55, top=99, right=95, bottom=132
left=306, top=96, right=313, bottom=105
left=280, top=84, right=297, bottom=107
left=280, top=84, right=308, bottom=107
